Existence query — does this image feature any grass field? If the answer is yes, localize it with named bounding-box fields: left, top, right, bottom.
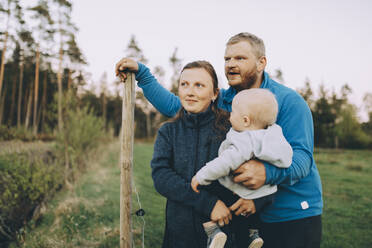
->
left=15, top=143, right=372, bottom=248
left=315, top=148, right=372, bottom=247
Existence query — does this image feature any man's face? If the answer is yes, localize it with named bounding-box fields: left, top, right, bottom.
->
left=224, top=41, right=259, bottom=90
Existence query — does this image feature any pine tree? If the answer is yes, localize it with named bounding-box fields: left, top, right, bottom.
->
left=51, top=0, right=74, bottom=133
left=125, top=35, right=154, bottom=139
left=0, top=0, right=22, bottom=122
left=28, top=0, right=54, bottom=134
left=66, top=33, right=86, bottom=91
left=297, top=78, right=314, bottom=109
left=362, top=93, right=372, bottom=139
left=100, top=72, right=108, bottom=130
left=169, top=47, right=182, bottom=94
left=16, top=26, right=34, bottom=127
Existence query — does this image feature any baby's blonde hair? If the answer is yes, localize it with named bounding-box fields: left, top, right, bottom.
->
left=233, top=89, right=278, bottom=128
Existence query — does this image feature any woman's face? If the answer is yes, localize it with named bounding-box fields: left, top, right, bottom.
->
left=178, top=68, right=217, bottom=114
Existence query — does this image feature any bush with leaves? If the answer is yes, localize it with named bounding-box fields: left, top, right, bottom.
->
left=0, top=151, right=62, bottom=244
left=0, top=125, right=38, bottom=142
left=0, top=125, right=13, bottom=140
left=334, top=104, right=371, bottom=149
left=55, top=90, right=105, bottom=182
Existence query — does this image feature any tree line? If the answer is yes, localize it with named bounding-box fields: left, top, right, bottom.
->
left=298, top=81, right=372, bottom=149
left=0, top=0, right=371, bottom=149
left=0, top=0, right=85, bottom=136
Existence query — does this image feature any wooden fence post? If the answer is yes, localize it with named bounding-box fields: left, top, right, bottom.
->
left=120, top=73, right=135, bottom=248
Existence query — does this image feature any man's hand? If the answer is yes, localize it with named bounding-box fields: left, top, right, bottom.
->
left=115, top=57, right=139, bottom=82
left=233, top=159, right=266, bottom=189
left=191, top=176, right=200, bottom=193
left=210, top=200, right=232, bottom=226
left=229, top=198, right=256, bottom=217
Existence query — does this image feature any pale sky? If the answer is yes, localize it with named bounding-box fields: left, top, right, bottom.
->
left=71, top=0, right=372, bottom=120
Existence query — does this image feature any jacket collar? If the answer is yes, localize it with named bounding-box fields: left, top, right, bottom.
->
left=182, top=105, right=215, bottom=128
left=260, top=71, right=270, bottom=89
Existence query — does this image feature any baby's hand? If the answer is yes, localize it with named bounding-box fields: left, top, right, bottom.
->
left=191, top=176, right=200, bottom=193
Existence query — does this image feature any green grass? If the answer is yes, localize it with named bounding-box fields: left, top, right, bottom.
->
left=13, top=142, right=164, bottom=248
left=13, top=144, right=372, bottom=248
left=315, top=148, right=372, bottom=248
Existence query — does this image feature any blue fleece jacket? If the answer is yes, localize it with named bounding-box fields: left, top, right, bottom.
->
left=135, top=63, right=323, bottom=223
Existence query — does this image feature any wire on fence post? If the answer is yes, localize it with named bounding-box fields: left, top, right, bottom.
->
left=133, top=180, right=146, bottom=248
left=120, top=72, right=135, bottom=248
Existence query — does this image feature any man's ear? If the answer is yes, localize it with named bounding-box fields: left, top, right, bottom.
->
left=256, top=56, right=267, bottom=72
left=243, top=116, right=251, bottom=127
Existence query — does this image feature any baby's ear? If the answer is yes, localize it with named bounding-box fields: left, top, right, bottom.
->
left=243, top=116, right=251, bottom=127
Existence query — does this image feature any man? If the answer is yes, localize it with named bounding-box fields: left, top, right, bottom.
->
left=116, top=32, right=323, bottom=248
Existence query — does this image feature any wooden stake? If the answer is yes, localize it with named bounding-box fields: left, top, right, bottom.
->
left=120, top=73, right=135, bottom=248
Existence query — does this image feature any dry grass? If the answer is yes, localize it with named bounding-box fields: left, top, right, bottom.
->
left=0, top=140, right=52, bottom=156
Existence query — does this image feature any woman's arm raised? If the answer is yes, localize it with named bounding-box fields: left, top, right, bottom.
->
left=115, top=58, right=181, bottom=117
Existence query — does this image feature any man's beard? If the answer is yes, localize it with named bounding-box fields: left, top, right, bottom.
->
left=235, top=69, right=257, bottom=91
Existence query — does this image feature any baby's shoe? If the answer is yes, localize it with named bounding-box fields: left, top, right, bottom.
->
left=248, top=229, right=263, bottom=248
left=205, top=224, right=227, bottom=248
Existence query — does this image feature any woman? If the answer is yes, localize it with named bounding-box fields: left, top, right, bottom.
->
left=117, top=59, right=237, bottom=248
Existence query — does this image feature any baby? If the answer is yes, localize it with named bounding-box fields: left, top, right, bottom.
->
left=191, top=88, right=293, bottom=248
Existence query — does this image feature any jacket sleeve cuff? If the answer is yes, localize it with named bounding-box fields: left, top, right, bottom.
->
left=263, top=161, right=275, bottom=185
left=135, top=62, right=149, bottom=85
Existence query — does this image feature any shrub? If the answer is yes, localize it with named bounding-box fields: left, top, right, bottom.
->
left=8, top=127, right=36, bottom=142
left=0, top=125, right=13, bottom=140
left=0, top=125, right=37, bottom=142
left=55, top=90, right=105, bottom=181
left=0, top=151, right=63, bottom=244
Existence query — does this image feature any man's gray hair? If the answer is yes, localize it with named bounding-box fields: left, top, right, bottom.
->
left=227, top=32, right=266, bottom=58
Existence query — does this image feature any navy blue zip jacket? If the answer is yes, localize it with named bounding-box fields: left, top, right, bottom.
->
left=151, top=107, right=235, bottom=248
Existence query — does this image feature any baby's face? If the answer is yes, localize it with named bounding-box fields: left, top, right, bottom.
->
left=230, top=101, right=247, bottom=132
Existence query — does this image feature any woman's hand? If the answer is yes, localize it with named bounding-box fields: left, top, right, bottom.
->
left=229, top=198, right=256, bottom=217
left=115, top=57, right=139, bottom=81
left=210, top=200, right=232, bottom=226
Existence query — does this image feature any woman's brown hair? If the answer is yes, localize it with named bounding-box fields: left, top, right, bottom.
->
left=172, top=60, right=230, bottom=135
